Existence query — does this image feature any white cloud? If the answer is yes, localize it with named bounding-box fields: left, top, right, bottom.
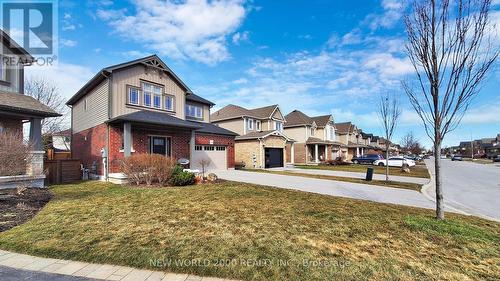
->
left=363, top=0, right=407, bottom=30
left=60, top=38, right=77, bottom=47
left=120, top=50, right=151, bottom=58
left=97, top=0, right=247, bottom=65
left=25, top=63, right=95, bottom=100
left=232, top=31, right=249, bottom=44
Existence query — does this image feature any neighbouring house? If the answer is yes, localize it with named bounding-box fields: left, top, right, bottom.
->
left=67, top=55, right=237, bottom=183
left=334, top=122, right=370, bottom=160
left=210, top=104, right=294, bottom=168
left=283, top=110, right=343, bottom=164
left=46, top=129, right=71, bottom=160
left=0, top=30, right=61, bottom=188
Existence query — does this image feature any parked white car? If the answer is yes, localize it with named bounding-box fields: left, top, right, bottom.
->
left=373, top=157, right=416, bottom=167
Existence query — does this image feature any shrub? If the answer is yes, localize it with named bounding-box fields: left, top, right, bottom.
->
left=171, top=164, right=183, bottom=176
left=0, top=131, right=33, bottom=176
left=170, top=171, right=195, bottom=186
left=120, top=154, right=177, bottom=186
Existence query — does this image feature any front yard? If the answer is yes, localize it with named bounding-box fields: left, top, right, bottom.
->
left=296, top=164, right=430, bottom=178
left=0, top=181, right=498, bottom=280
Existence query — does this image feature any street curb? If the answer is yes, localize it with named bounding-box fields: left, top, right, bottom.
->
left=421, top=159, right=470, bottom=216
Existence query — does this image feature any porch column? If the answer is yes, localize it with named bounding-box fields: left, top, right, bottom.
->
left=325, top=145, right=328, bottom=161
left=315, top=144, right=319, bottom=163
left=356, top=147, right=360, bottom=157
left=29, top=118, right=43, bottom=151
left=290, top=142, right=295, bottom=164
left=361, top=147, right=364, bottom=155
left=27, top=118, right=44, bottom=176
left=123, top=122, right=132, bottom=157
left=189, top=130, right=195, bottom=167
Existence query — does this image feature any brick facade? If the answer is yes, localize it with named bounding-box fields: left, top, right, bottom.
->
left=195, top=133, right=235, bottom=168
left=71, top=123, right=108, bottom=175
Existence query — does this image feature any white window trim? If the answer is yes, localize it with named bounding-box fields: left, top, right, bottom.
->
left=128, top=88, right=139, bottom=105
left=256, top=120, right=261, bottom=131
left=274, top=121, right=282, bottom=132
left=153, top=94, right=162, bottom=109
left=186, top=104, right=203, bottom=118
left=165, top=96, right=174, bottom=111
left=248, top=118, right=254, bottom=130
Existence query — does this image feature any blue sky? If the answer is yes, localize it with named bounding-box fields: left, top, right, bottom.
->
left=20, top=0, right=500, bottom=148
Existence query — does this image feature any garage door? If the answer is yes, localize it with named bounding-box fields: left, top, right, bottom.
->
left=265, top=148, right=283, bottom=168
left=192, top=145, right=227, bottom=170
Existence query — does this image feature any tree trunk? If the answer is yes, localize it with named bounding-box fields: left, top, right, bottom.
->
left=434, top=141, right=444, bottom=220
left=385, top=144, right=389, bottom=181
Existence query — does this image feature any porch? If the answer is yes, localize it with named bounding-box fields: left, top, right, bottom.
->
left=0, top=91, right=61, bottom=188
left=304, top=137, right=343, bottom=164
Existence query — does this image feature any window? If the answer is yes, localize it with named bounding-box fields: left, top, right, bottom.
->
left=204, top=146, right=215, bottom=151
left=185, top=104, right=202, bottom=118
left=247, top=118, right=254, bottom=130
left=310, top=126, right=315, bottom=136
left=195, top=145, right=202, bottom=151
left=129, top=88, right=139, bottom=105
left=165, top=96, right=174, bottom=111
left=256, top=120, right=261, bottom=131
left=153, top=95, right=162, bottom=109
left=216, top=146, right=226, bottom=151
left=275, top=121, right=283, bottom=132
left=142, top=82, right=162, bottom=108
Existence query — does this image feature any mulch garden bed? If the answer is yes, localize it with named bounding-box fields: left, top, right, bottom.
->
left=0, top=188, right=52, bottom=232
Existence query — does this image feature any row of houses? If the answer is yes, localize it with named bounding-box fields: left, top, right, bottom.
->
left=446, top=135, right=500, bottom=158
left=0, top=34, right=398, bottom=184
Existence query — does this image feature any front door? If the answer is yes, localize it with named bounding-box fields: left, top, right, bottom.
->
left=150, top=136, right=171, bottom=156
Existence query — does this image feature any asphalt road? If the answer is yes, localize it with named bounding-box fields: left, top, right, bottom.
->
left=424, top=158, right=500, bottom=221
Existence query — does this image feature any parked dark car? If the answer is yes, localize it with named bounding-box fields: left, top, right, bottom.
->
left=351, top=154, right=383, bottom=164
left=451, top=155, right=463, bottom=161
left=494, top=156, right=500, bottom=162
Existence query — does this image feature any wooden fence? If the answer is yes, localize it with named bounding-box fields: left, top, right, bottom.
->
left=44, top=159, right=82, bottom=185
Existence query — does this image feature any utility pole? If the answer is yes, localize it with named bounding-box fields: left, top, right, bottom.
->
left=470, top=134, right=474, bottom=160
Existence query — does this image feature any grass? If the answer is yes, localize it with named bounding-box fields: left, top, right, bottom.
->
left=242, top=169, right=422, bottom=191
left=0, top=181, right=499, bottom=281
left=296, top=164, right=430, bottom=178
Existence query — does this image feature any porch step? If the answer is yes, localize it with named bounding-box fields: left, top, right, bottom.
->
left=285, top=163, right=295, bottom=168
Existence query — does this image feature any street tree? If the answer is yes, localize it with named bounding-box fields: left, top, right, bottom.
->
left=403, top=0, right=498, bottom=219
left=378, top=93, right=402, bottom=181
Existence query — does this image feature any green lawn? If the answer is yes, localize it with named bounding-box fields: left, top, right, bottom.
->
left=0, top=181, right=498, bottom=280
left=296, top=164, right=431, bottom=178
left=242, top=169, right=422, bottom=191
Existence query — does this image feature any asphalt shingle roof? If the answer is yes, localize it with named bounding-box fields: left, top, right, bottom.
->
left=284, top=110, right=314, bottom=127
left=192, top=121, right=238, bottom=136
left=186, top=93, right=215, bottom=106
left=311, top=115, right=331, bottom=127
left=211, top=104, right=279, bottom=122
left=335, top=122, right=352, bottom=134
left=106, top=111, right=202, bottom=129
left=0, top=91, right=60, bottom=117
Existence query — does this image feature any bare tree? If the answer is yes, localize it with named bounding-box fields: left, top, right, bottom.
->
left=198, top=158, right=211, bottom=178
left=400, top=132, right=423, bottom=155
left=378, top=93, right=402, bottom=181
left=403, top=0, right=498, bottom=219
left=24, top=77, right=68, bottom=134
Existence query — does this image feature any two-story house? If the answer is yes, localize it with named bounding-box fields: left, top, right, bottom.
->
left=67, top=55, right=237, bottom=182
left=334, top=122, right=370, bottom=160
left=0, top=30, right=60, bottom=188
left=210, top=104, right=294, bottom=168
left=283, top=110, right=343, bottom=164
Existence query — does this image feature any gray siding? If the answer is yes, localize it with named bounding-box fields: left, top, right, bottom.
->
left=72, top=79, right=109, bottom=133
left=0, top=49, right=22, bottom=93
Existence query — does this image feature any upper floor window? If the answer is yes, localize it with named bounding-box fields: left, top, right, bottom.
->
left=256, top=120, right=261, bottom=131
left=186, top=104, right=202, bottom=118
left=142, top=82, right=162, bottom=108
left=129, top=88, right=139, bottom=105
left=309, top=126, right=315, bottom=136
left=275, top=121, right=283, bottom=132
left=247, top=118, right=254, bottom=130
left=165, top=96, right=174, bottom=111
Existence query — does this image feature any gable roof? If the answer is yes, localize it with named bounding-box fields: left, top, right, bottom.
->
left=210, top=104, right=281, bottom=122
left=284, top=110, right=313, bottom=127
left=0, top=90, right=61, bottom=117
left=0, top=30, right=34, bottom=63
left=335, top=122, right=352, bottom=134
left=66, top=55, right=201, bottom=105
left=311, top=115, right=332, bottom=127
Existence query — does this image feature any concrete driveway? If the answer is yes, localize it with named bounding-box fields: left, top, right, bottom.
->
left=216, top=170, right=452, bottom=211
left=424, top=158, right=500, bottom=221
left=272, top=167, right=429, bottom=185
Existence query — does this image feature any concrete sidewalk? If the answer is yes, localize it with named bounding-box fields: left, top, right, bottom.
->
left=0, top=249, right=233, bottom=281
left=274, top=167, right=429, bottom=185
left=216, top=170, right=450, bottom=211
